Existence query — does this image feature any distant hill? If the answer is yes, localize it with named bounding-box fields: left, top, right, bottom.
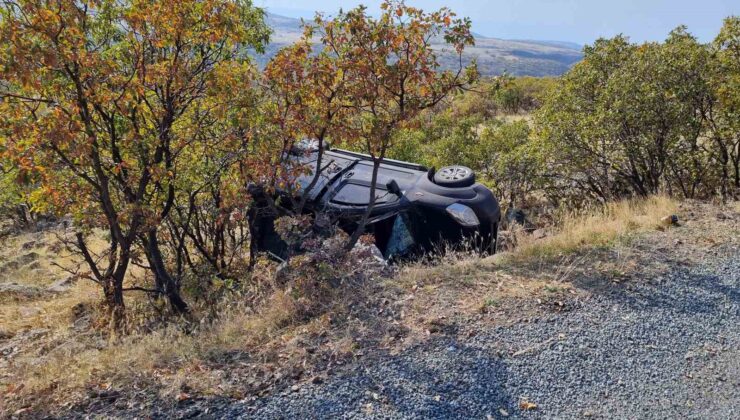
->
left=256, top=13, right=583, bottom=77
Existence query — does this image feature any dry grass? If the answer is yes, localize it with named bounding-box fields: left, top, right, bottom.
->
left=506, top=195, right=678, bottom=262
left=2, top=229, right=381, bottom=413
left=391, top=195, right=679, bottom=335
left=731, top=200, right=740, bottom=213
left=1, top=196, right=681, bottom=413
left=2, top=285, right=331, bottom=411
left=398, top=195, right=677, bottom=283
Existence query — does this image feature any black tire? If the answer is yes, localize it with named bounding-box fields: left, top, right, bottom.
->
left=433, top=165, right=475, bottom=187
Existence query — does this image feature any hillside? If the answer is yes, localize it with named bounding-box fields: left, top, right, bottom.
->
left=258, top=13, right=583, bottom=77
left=3, top=198, right=738, bottom=417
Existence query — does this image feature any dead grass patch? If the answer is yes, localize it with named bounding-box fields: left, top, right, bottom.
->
left=1, top=196, right=684, bottom=414
left=391, top=196, right=679, bottom=334
left=2, top=241, right=394, bottom=415
left=506, top=195, right=678, bottom=262
left=3, top=288, right=325, bottom=410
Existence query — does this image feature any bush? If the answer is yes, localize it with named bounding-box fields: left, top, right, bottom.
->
left=493, top=76, right=557, bottom=114
left=535, top=23, right=739, bottom=201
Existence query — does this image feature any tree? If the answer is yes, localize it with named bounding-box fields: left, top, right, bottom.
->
left=0, top=0, right=269, bottom=328
left=298, top=1, right=478, bottom=250
left=709, top=16, right=740, bottom=191
left=477, top=120, right=543, bottom=208
left=262, top=27, right=354, bottom=215
left=535, top=29, right=724, bottom=200
left=161, top=62, right=262, bottom=281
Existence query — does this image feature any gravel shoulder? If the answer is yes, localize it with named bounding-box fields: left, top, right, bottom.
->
left=219, top=204, right=740, bottom=419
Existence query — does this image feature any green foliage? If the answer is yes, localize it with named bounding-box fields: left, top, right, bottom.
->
left=387, top=19, right=739, bottom=206
left=709, top=16, right=740, bottom=191
left=424, top=114, right=484, bottom=171
left=0, top=165, right=22, bottom=213
left=385, top=128, right=427, bottom=164
left=535, top=23, right=739, bottom=200
left=477, top=121, right=544, bottom=206
left=493, top=76, right=557, bottom=114
left=387, top=102, right=545, bottom=207
left=0, top=130, right=30, bottom=223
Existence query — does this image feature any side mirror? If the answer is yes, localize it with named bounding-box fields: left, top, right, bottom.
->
left=386, top=179, right=402, bottom=197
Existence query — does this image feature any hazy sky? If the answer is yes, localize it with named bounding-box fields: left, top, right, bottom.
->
left=255, top=0, right=737, bottom=44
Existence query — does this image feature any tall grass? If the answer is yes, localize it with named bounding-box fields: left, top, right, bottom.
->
left=2, top=196, right=679, bottom=408
left=508, top=195, right=677, bottom=261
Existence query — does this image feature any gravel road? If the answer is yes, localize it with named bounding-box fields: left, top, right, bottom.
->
left=222, top=220, right=740, bottom=419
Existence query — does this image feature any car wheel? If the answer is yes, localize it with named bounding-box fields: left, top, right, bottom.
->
left=433, top=165, right=475, bottom=187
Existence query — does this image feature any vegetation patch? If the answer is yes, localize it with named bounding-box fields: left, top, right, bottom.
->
left=506, top=196, right=679, bottom=262
left=0, top=0, right=736, bottom=415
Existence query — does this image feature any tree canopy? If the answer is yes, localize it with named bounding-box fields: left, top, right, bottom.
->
left=0, top=0, right=270, bottom=326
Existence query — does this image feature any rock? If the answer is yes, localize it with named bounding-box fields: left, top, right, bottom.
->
left=16, top=252, right=39, bottom=266
left=505, top=208, right=527, bottom=226
left=0, top=282, right=45, bottom=299
left=34, top=221, right=53, bottom=232
left=48, top=275, right=76, bottom=293
left=367, top=244, right=385, bottom=263
left=47, top=241, right=65, bottom=254
left=21, top=240, right=37, bottom=250
left=351, top=242, right=387, bottom=265
left=25, top=260, right=41, bottom=270
left=18, top=306, right=42, bottom=317
left=58, top=214, right=73, bottom=229
left=274, top=261, right=290, bottom=284
left=660, top=214, right=679, bottom=226
left=531, top=229, right=548, bottom=240
left=31, top=268, right=52, bottom=277
left=308, top=376, right=324, bottom=385
left=1, top=260, right=20, bottom=271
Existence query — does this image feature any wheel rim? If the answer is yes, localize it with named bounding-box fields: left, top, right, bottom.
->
left=439, top=166, right=470, bottom=181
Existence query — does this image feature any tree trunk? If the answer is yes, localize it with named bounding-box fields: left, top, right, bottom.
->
left=345, top=158, right=381, bottom=251
left=732, top=146, right=739, bottom=188
left=103, top=275, right=126, bottom=332
left=14, top=204, right=31, bottom=228
left=142, top=231, right=189, bottom=314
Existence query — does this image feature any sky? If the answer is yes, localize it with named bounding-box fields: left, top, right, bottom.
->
left=255, top=0, right=738, bottom=45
